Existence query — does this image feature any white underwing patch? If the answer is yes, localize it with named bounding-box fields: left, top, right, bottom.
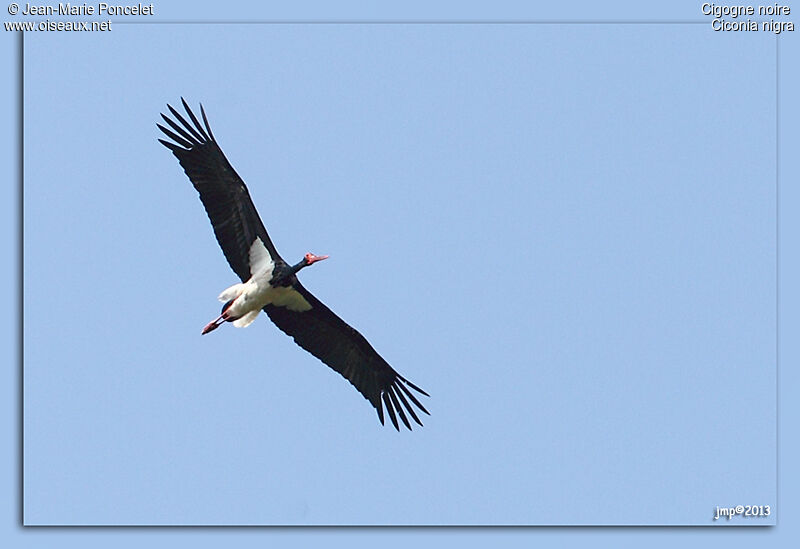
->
left=249, top=237, right=274, bottom=278
left=269, top=286, right=313, bottom=312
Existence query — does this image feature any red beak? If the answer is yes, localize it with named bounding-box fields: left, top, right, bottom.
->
left=305, top=253, right=329, bottom=265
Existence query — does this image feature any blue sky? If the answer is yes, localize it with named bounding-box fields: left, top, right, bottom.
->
left=3, top=0, right=799, bottom=546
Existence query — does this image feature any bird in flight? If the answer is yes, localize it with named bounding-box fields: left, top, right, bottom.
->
left=157, top=99, right=429, bottom=430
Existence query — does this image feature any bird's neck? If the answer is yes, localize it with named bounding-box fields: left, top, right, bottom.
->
left=290, top=258, right=309, bottom=275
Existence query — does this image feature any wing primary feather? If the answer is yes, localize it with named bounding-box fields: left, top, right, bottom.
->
left=158, top=138, right=185, bottom=153
left=160, top=113, right=200, bottom=145
left=388, top=387, right=412, bottom=430
left=382, top=392, right=399, bottom=430
left=167, top=103, right=206, bottom=144
left=181, top=97, right=211, bottom=142
left=199, top=103, right=216, bottom=141
left=396, top=381, right=430, bottom=416
left=375, top=400, right=385, bottom=425
left=399, top=375, right=430, bottom=397
left=156, top=124, right=194, bottom=149
left=392, top=385, right=423, bottom=426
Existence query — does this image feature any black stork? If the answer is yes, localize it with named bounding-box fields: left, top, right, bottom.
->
left=157, top=99, right=429, bottom=430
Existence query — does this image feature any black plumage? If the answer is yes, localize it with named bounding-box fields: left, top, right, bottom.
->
left=158, top=98, right=429, bottom=430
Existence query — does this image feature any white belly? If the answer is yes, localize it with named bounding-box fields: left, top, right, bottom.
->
left=224, top=277, right=275, bottom=317
left=221, top=279, right=313, bottom=328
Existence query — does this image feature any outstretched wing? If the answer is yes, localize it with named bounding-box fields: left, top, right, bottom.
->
left=264, top=282, right=430, bottom=431
left=158, top=98, right=284, bottom=281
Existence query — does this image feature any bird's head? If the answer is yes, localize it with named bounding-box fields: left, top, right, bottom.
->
left=289, top=252, right=329, bottom=277
left=304, top=252, right=329, bottom=266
